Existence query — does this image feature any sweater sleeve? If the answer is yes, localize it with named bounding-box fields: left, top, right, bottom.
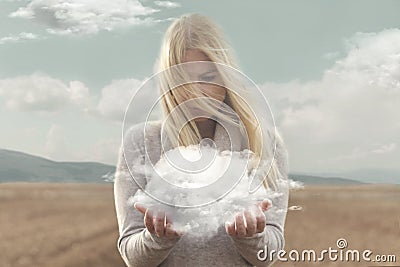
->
left=113, top=123, right=181, bottom=267
left=230, top=128, right=289, bottom=267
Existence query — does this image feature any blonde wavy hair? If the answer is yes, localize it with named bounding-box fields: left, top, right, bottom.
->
left=155, top=13, right=285, bottom=190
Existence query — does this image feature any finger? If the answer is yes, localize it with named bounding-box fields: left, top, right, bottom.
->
left=165, top=212, right=173, bottom=224
left=144, top=209, right=155, bottom=234
left=153, top=210, right=166, bottom=237
left=255, top=208, right=266, bottom=233
left=258, top=199, right=272, bottom=212
left=134, top=202, right=147, bottom=214
left=243, top=210, right=257, bottom=236
left=165, top=214, right=184, bottom=237
left=235, top=212, right=246, bottom=237
left=165, top=223, right=179, bottom=238
left=225, top=221, right=235, bottom=236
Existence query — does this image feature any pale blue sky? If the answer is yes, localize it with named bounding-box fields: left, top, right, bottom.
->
left=0, top=0, right=399, bottom=176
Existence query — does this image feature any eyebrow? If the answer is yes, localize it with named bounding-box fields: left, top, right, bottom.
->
left=199, top=68, right=217, bottom=77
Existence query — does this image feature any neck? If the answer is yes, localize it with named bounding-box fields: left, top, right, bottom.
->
left=195, top=119, right=217, bottom=139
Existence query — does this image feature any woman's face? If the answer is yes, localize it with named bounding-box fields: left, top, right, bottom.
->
left=180, top=49, right=227, bottom=120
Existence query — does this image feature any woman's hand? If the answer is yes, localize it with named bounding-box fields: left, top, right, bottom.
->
left=225, top=199, right=271, bottom=238
left=134, top=203, right=183, bottom=239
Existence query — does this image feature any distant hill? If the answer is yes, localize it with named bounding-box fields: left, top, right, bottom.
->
left=0, top=149, right=115, bottom=183
left=307, top=169, right=400, bottom=184
left=0, top=149, right=366, bottom=185
left=289, top=174, right=364, bottom=185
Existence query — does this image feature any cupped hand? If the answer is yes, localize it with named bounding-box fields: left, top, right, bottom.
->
left=225, top=199, right=271, bottom=238
left=134, top=203, right=183, bottom=239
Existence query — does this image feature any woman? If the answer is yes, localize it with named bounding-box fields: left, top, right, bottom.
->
left=114, top=13, right=289, bottom=267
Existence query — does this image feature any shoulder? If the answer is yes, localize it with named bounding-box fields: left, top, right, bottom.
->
left=124, top=120, right=162, bottom=145
left=123, top=120, right=163, bottom=164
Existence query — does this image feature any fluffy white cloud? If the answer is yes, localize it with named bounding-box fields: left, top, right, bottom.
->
left=330, top=142, right=397, bottom=162
left=96, top=77, right=161, bottom=122
left=154, top=1, right=181, bottom=8
left=0, top=32, right=43, bottom=45
left=96, top=78, right=143, bottom=121
left=130, top=145, right=287, bottom=237
left=8, top=0, right=166, bottom=36
left=0, top=71, right=160, bottom=121
left=0, top=72, right=90, bottom=112
left=45, top=124, right=69, bottom=161
left=263, top=29, right=400, bottom=172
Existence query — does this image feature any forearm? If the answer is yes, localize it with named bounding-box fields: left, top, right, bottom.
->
left=118, top=228, right=181, bottom=267
left=115, top=171, right=181, bottom=267
left=230, top=224, right=284, bottom=267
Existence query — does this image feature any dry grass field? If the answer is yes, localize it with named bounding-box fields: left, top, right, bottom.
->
left=280, top=185, right=400, bottom=267
left=0, top=182, right=399, bottom=267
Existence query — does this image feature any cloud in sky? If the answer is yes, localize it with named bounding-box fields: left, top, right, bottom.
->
left=8, top=0, right=179, bottom=36
left=154, top=1, right=181, bottom=8
left=0, top=32, right=43, bottom=45
left=45, top=124, right=69, bottom=161
left=0, top=72, right=90, bottom=112
left=96, top=76, right=161, bottom=123
left=264, top=28, right=400, bottom=172
left=0, top=72, right=159, bottom=122
left=330, top=142, right=397, bottom=162
left=96, top=78, right=144, bottom=121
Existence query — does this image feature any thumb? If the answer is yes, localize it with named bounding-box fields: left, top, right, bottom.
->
left=134, top=202, right=147, bottom=214
left=259, top=199, right=272, bottom=212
